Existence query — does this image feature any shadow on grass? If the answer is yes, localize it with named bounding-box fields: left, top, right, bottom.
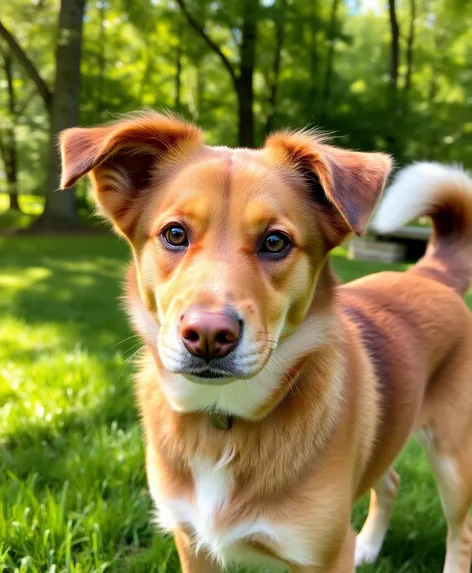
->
left=1, top=235, right=140, bottom=482
left=1, top=237, right=129, bottom=343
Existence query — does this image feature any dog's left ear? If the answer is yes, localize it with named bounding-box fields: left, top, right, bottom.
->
left=59, top=112, right=202, bottom=237
left=265, top=131, right=392, bottom=238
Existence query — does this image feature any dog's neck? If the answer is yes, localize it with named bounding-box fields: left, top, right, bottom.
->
left=139, top=335, right=347, bottom=487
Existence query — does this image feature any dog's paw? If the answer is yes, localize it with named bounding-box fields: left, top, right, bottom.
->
left=354, top=534, right=382, bottom=567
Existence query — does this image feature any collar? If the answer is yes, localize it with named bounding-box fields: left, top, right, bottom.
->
left=207, top=355, right=311, bottom=431
left=209, top=412, right=233, bottom=430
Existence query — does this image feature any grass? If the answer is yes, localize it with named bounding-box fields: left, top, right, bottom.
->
left=0, top=235, right=465, bottom=572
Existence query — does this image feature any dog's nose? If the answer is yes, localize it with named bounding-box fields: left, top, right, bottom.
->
left=180, top=309, right=241, bottom=360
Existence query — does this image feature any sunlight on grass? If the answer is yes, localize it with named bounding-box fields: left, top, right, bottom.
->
left=0, top=235, right=461, bottom=571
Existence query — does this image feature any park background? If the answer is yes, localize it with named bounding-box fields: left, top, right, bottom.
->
left=1, top=0, right=472, bottom=571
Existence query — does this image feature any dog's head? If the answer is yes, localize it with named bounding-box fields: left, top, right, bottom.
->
left=60, top=113, right=390, bottom=413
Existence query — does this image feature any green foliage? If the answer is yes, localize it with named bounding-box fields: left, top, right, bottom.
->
left=1, top=0, right=471, bottom=206
left=0, top=1, right=54, bottom=197
left=1, top=236, right=470, bottom=571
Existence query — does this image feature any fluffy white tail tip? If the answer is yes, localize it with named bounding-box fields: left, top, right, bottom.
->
left=372, top=162, right=471, bottom=234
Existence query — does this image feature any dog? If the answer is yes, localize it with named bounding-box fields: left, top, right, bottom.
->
left=60, top=112, right=472, bottom=572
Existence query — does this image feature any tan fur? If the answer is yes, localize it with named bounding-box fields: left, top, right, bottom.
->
left=60, top=112, right=472, bottom=572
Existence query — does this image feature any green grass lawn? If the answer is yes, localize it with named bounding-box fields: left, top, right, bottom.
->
left=0, top=235, right=464, bottom=572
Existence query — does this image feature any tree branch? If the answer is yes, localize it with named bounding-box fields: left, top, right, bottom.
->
left=175, top=0, right=239, bottom=88
left=0, top=20, right=52, bottom=110
left=404, top=0, right=416, bottom=93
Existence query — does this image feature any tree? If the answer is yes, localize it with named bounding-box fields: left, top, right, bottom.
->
left=321, top=0, right=341, bottom=109
left=174, top=16, right=184, bottom=112
left=404, top=0, right=416, bottom=93
left=2, top=0, right=472, bottom=222
left=43, top=0, right=86, bottom=227
left=307, top=1, right=321, bottom=116
left=0, top=0, right=86, bottom=229
left=388, top=0, right=400, bottom=95
left=264, top=0, right=287, bottom=136
left=386, top=0, right=401, bottom=157
left=176, top=0, right=259, bottom=147
left=0, top=22, right=52, bottom=109
left=95, top=0, right=107, bottom=120
left=0, top=50, right=20, bottom=211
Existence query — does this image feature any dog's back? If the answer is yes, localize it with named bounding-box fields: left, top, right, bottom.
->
left=346, top=163, right=472, bottom=571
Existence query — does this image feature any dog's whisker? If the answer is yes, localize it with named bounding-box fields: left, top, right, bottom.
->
left=112, top=334, right=142, bottom=349
left=121, top=340, right=145, bottom=357
left=118, top=345, right=145, bottom=380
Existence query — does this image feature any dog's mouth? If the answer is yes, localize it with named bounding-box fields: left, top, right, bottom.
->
left=174, top=357, right=269, bottom=384
left=189, top=369, right=228, bottom=379
left=181, top=367, right=239, bottom=385
left=169, top=359, right=266, bottom=384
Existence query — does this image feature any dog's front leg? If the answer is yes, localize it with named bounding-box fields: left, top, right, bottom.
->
left=290, top=527, right=356, bottom=573
left=174, top=529, right=223, bottom=573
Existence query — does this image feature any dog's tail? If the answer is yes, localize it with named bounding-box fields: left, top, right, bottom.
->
left=372, top=162, right=472, bottom=295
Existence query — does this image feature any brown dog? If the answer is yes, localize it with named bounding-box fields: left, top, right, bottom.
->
left=60, top=112, right=472, bottom=572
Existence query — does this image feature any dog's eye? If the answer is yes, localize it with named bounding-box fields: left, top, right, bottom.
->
left=260, top=232, right=292, bottom=256
left=162, top=225, right=188, bottom=248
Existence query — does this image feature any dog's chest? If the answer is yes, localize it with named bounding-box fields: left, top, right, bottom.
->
left=154, top=456, right=313, bottom=569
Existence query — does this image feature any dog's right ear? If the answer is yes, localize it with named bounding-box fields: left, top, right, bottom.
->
left=60, top=112, right=202, bottom=236
left=265, top=130, right=392, bottom=246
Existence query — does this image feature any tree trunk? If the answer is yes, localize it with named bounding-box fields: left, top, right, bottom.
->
left=321, top=0, right=340, bottom=108
left=237, top=0, right=258, bottom=147
left=3, top=130, right=19, bottom=211
left=307, top=1, right=319, bottom=114
left=425, top=69, right=438, bottom=159
left=176, top=0, right=258, bottom=147
left=8, top=182, right=20, bottom=210
left=175, top=18, right=183, bottom=111
left=404, top=0, right=416, bottom=93
left=1, top=51, right=21, bottom=211
left=264, top=0, right=286, bottom=136
left=6, top=151, right=19, bottom=210
left=0, top=130, right=20, bottom=211
left=388, top=0, right=400, bottom=95
left=96, top=0, right=106, bottom=119
left=386, top=0, right=401, bottom=157
left=40, top=0, right=86, bottom=227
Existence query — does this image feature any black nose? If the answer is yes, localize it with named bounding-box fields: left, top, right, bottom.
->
left=180, top=308, right=241, bottom=361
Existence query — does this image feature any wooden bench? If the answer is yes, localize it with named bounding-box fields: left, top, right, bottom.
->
left=348, top=225, right=432, bottom=264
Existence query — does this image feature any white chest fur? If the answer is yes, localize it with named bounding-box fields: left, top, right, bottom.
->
left=154, top=456, right=316, bottom=570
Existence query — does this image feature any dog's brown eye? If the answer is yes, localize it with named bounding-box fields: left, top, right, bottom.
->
left=162, top=225, right=188, bottom=248
left=260, top=232, right=291, bottom=256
